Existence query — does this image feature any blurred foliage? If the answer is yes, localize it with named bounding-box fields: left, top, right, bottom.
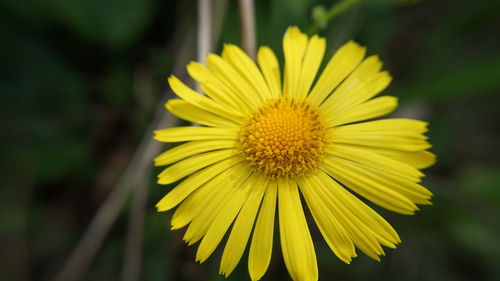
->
left=1, top=0, right=500, bottom=280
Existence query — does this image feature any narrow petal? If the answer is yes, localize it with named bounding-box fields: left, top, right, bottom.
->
left=222, top=44, right=273, bottom=100
left=331, top=118, right=427, bottom=141
left=322, top=157, right=418, bottom=214
left=313, top=171, right=401, bottom=243
left=166, top=99, right=241, bottom=127
left=297, top=176, right=356, bottom=263
left=327, top=144, right=424, bottom=182
left=324, top=96, right=398, bottom=127
left=295, top=35, right=326, bottom=99
left=257, top=46, right=281, bottom=98
left=206, top=54, right=262, bottom=111
left=333, top=118, right=429, bottom=132
left=325, top=155, right=433, bottom=205
left=157, top=149, right=237, bottom=185
left=196, top=172, right=258, bottom=263
left=200, top=83, right=250, bottom=115
left=168, top=75, right=244, bottom=119
left=170, top=163, right=242, bottom=229
left=248, top=180, right=277, bottom=281
left=330, top=119, right=434, bottom=167
left=154, top=126, right=238, bottom=143
left=282, top=27, right=309, bottom=99
left=308, top=172, right=386, bottom=260
left=156, top=156, right=241, bottom=210
left=220, top=176, right=269, bottom=277
left=278, top=177, right=318, bottom=281
left=365, top=149, right=436, bottom=169
left=330, top=121, right=431, bottom=152
left=154, top=139, right=236, bottom=166
left=330, top=134, right=431, bottom=152
left=336, top=71, right=391, bottom=113
left=321, top=70, right=392, bottom=116
left=308, top=41, right=366, bottom=105
left=187, top=61, right=249, bottom=113
left=183, top=164, right=252, bottom=245
left=312, top=171, right=401, bottom=258
left=170, top=187, right=204, bottom=230
left=320, top=56, right=384, bottom=111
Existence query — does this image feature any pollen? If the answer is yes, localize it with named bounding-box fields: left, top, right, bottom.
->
left=239, top=98, right=328, bottom=178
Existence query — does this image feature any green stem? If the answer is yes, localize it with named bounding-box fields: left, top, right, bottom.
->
left=308, top=0, right=363, bottom=35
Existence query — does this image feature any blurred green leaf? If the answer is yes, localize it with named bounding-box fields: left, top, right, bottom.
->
left=393, top=54, right=500, bottom=100
left=459, top=167, right=500, bottom=206
left=45, top=0, right=155, bottom=49
left=450, top=215, right=500, bottom=260
left=0, top=29, right=95, bottom=183
left=101, top=65, right=134, bottom=107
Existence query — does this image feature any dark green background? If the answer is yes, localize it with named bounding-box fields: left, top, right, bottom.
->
left=1, top=0, right=500, bottom=280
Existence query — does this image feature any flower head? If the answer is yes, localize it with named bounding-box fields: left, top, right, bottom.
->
left=154, top=26, right=435, bottom=281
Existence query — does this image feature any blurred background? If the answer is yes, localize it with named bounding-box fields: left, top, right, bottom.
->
left=1, top=0, right=500, bottom=280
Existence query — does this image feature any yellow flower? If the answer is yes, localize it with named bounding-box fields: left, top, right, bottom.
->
left=154, top=26, right=435, bottom=281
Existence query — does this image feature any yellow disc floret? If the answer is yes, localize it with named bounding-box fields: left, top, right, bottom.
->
left=240, top=98, right=327, bottom=178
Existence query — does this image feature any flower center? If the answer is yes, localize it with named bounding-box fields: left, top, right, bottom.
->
left=239, top=98, right=327, bottom=178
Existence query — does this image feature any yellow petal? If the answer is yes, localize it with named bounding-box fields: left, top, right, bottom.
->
left=314, top=171, right=401, bottom=244
left=368, top=149, right=436, bottom=169
left=156, top=156, right=241, bottom=211
left=330, top=119, right=435, bottom=167
left=170, top=164, right=241, bottom=229
left=170, top=189, right=202, bottom=230
left=154, top=126, right=238, bottom=143
left=295, top=35, right=326, bottom=99
left=196, top=172, right=258, bottom=263
left=322, top=70, right=392, bottom=116
left=330, top=119, right=431, bottom=152
left=220, top=175, right=269, bottom=277
left=278, top=177, right=318, bottom=281
left=327, top=144, right=424, bottom=182
left=168, top=75, right=244, bottom=119
left=320, top=55, right=383, bottom=107
left=325, top=154, right=433, bottom=205
left=308, top=41, right=366, bottom=105
left=187, top=61, right=248, bottom=113
left=324, top=96, right=398, bottom=127
left=334, top=118, right=428, bottom=133
left=257, top=46, right=281, bottom=98
left=322, top=157, right=419, bottom=214
left=297, top=176, right=356, bottom=263
left=157, top=149, right=236, bottom=185
left=154, top=139, right=236, bottom=166
left=222, top=44, right=273, bottom=100
left=183, top=164, right=252, bottom=246
left=166, top=99, right=240, bottom=128
left=248, top=180, right=277, bottom=281
left=282, top=26, right=309, bottom=99
left=310, top=171, right=399, bottom=259
left=206, top=54, right=261, bottom=111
